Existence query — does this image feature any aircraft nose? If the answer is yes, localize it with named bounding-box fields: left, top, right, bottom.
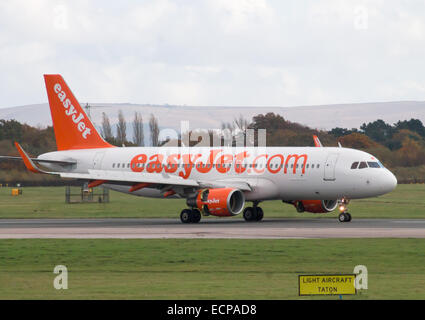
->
left=382, top=170, right=397, bottom=193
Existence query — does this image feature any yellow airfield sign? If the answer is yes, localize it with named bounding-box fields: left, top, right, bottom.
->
left=299, top=274, right=356, bottom=296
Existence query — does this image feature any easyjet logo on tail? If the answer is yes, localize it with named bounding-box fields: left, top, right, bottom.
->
left=53, top=83, right=91, bottom=139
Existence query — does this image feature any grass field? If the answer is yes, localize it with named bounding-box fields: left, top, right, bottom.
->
left=0, top=184, right=424, bottom=219
left=0, top=238, right=424, bottom=299
left=1, top=186, right=424, bottom=300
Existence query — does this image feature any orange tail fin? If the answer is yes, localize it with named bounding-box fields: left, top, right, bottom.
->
left=44, top=74, right=113, bottom=151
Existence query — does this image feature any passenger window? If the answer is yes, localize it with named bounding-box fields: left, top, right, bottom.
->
left=112, top=163, right=115, bottom=168
left=351, top=162, right=359, bottom=169
left=117, top=163, right=120, bottom=168
left=317, top=164, right=320, bottom=169
left=359, top=162, right=368, bottom=169
left=311, top=164, right=314, bottom=168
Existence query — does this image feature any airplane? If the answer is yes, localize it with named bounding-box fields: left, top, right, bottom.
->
left=0, top=74, right=397, bottom=223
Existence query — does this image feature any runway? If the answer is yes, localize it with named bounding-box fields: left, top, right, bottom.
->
left=0, top=218, right=425, bottom=239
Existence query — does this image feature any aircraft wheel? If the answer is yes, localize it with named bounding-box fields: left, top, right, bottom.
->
left=255, top=207, right=264, bottom=221
left=180, top=209, right=192, bottom=224
left=243, top=207, right=257, bottom=222
left=191, top=209, right=201, bottom=223
left=338, top=212, right=351, bottom=223
left=345, top=212, right=352, bottom=222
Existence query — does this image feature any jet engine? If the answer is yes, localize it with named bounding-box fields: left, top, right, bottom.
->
left=294, top=199, right=338, bottom=213
left=187, top=188, right=245, bottom=217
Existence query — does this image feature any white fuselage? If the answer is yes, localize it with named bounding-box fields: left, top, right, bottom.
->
left=38, top=146, right=397, bottom=201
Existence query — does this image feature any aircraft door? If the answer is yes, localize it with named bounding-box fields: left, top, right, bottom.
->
left=324, top=153, right=339, bottom=181
left=93, top=152, right=105, bottom=170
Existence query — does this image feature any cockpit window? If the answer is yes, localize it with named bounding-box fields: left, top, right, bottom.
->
left=358, top=161, right=368, bottom=169
left=368, top=162, right=381, bottom=168
left=351, top=162, right=359, bottom=169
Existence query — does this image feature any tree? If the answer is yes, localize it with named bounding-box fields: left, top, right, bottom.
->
left=132, top=111, right=144, bottom=146
left=220, top=114, right=250, bottom=146
left=395, top=138, right=425, bottom=167
left=394, top=119, right=425, bottom=137
left=360, top=119, right=394, bottom=143
left=100, top=112, right=113, bottom=142
left=149, top=114, right=159, bottom=147
left=116, top=110, right=127, bottom=145
left=339, top=132, right=380, bottom=149
left=328, top=127, right=357, bottom=138
left=0, top=119, right=23, bottom=141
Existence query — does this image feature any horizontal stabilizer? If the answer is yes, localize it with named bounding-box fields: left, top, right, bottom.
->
left=0, top=156, right=76, bottom=166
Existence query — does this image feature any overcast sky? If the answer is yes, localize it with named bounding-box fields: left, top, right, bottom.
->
left=1, top=0, right=425, bottom=108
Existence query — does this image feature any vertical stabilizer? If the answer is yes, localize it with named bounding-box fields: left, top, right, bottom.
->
left=44, top=74, right=113, bottom=150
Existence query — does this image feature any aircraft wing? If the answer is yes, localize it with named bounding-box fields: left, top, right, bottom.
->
left=60, top=171, right=254, bottom=191
left=60, top=169, right=200, bottom=188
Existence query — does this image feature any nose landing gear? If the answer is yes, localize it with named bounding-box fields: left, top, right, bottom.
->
left=337, top=199, right=352, bottom=222
left=338, top=211, right=352, bottom=222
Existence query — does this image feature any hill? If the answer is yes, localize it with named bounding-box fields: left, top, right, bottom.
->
left=1, top=101, right=425, bottom=133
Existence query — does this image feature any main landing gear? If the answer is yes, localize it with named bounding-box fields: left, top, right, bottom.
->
left=243, top=202, right=264, bottom=222
left=180, top=208, right=201, bottom=224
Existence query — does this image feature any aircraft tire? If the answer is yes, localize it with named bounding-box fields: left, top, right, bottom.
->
left=338, top=212, right=351, bottom=223
left=191, top=209, right=201, bottom=223
left=243, top=207, right=257, bottom=222
left=255, top=207, right=264, bottom=221
left=180, top=209, right=192, bottom=223
left=345, top=212, right=352, bottom=222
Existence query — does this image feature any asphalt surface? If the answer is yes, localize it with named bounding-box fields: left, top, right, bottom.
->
left=0, top=218, right=424, bottom=239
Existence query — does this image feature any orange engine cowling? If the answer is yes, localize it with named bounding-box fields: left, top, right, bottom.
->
left=187, top=188, right=245, bottom=217
left=294, top=200, right=338, bottom=213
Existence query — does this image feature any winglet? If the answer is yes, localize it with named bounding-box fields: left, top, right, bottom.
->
left=14, top=142, right=44, bottom=173
left=313, top=135, right=323, bottom=147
